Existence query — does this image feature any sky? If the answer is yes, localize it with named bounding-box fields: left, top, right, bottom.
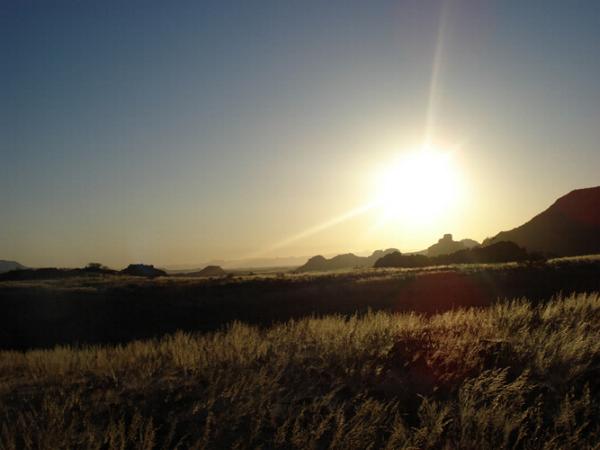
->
left=2, top=0, right=600, bottom=268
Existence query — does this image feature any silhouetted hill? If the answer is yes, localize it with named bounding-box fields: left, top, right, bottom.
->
left=438, top=241, right=529, bottom=264
left=2, top=263, right=170, bottom=281
left=427, top=234, right=464, bottom=256
left=460, top=238, right=480, bottom=249
left=373, top=252, right=430, bottom=268
left=426, top=234, right=480, bottom=257
left=186, top=265, right=227, bottom=277
left=483, top=186, right=600, bottom=256
left=375, top=241, right=531, bottom=268
left=0, top=265, right=117, bottom=281
left=120, top=264, right=167, bottom=278
left=296, top=249, right=398, bottom=272
left=0, top=260, right=27, bottom=274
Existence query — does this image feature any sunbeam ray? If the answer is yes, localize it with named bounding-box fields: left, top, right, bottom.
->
left=245, top=202, right=376, bottom=258
left=423, top=1, right=451, bottom=148
left=245, top=1, right=456, bottom=260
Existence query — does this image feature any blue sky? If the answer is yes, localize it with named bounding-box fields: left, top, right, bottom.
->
left=2, top=1, right=600, bottom=267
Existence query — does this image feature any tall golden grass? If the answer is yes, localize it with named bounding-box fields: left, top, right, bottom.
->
left=1, top=292, right=600, bottom=449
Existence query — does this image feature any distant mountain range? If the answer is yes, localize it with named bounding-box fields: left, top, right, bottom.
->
left=0, top=260, right=27, bottom=274
left=375, top=241, right=531, bottom=268
left=2, top=187, right=598, bottom=276
left=295, top=235, right=481, bottom=273
left=296, top=249, right=398, bottom=272
left=298, top=186, right=600, bottom=271
left=483, top=186, right=600, bottom=257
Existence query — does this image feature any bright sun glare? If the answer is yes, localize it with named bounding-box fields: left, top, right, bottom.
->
left=374, top=147, right=463, bottom=225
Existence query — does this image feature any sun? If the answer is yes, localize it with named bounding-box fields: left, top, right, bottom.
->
left=374, top=146, right=464, bottom=225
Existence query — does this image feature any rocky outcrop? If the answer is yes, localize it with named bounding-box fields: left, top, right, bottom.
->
left=0, top=260, right=27, bottom=274
left=121, top=264, right=167, bottom=278
left=428, top=234, right=465, bottom=257
left=426, top=234, right=480, bottom=257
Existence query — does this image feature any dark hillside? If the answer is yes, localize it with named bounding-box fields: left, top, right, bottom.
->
left=483, top=186, right=600, bottom=256
left=0, top=260, right=27, bottom=273
left=296, top=249, right=398, bottom=272
left=375, top=241, right=531, bottom=268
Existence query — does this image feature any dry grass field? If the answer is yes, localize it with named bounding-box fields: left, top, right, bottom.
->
left=2, top=292, right=600, bottom=449
left=2, top=257, right=600, bottom=351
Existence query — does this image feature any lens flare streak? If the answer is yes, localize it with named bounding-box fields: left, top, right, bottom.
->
left=247, top=202, right=376, bottom=258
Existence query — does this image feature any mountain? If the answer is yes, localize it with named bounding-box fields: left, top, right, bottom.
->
left=426, top=234, right=480, bottom=257
left=436, top=241, right=529, bottom=264
left=460, top=239, right=480, bottom=249
left=121, top=264, right=167, bottom=278
left=375, top=241, right=531, bottom=268
left=296, top=249, right=398, bottom=272
left=374, top=252, right=430, bottom=268
left=186, top=265, right=227, bottom=277
left=483, top=186, right=600, bottom=257
left=0, top=260, right=27, bottom=273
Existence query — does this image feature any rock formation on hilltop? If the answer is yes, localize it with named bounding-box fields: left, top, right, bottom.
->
left=426, top=234, right=480, bottom=257
left=296, top=249, right=398, bottom=272
left=428, top=234, right=463, bottom=257
left=483, top=186, right=600, bottom=257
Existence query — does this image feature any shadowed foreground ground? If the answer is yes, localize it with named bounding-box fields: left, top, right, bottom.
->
left=1, top=292, right=600, bottom=449
left=1, top=257, right=599, bottom=350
